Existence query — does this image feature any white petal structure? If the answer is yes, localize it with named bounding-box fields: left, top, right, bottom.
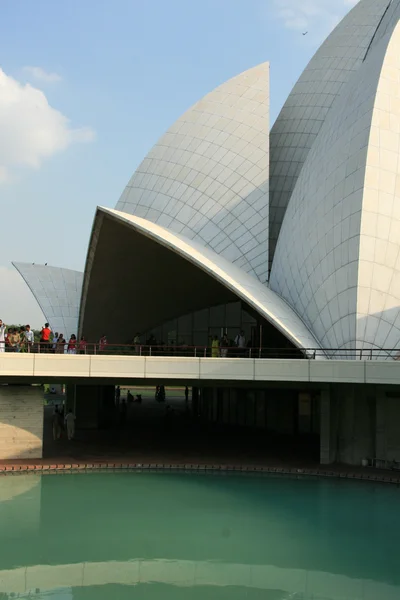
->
left=269, top=0, right=392, bottom=267
left=12, top=263, right=83, bottom=340
left=13, top=0, right=400, bottom=359
left=270, top=19, right=400, bottom=354
left=79, top=208, right=321, bottom=352
left=116, top=63, right=270, bottom=282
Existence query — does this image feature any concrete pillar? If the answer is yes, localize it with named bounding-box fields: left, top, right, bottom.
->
left=376, top=387, right=387, bottom=461
left=0, top=385, right=44, bottom=459
left=66, top=384, right=115, bottom=429
left=192, top=387, right=199, bottom=417
left=320, top=386, right=336, bottom=465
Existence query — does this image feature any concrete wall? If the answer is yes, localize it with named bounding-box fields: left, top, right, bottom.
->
left=320, top=384, right=400, bottom=466
left=0, top=385, right=44, bottom=459
left=376, top=388, right=400, bottom=462
left=67, top=384, right=116, bottom=429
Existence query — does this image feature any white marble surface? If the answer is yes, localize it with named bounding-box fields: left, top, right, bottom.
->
left=13, top=262, right=83, bottom=340
left=116, top=63, right=270, bottom=282
left=269, top=0, right=390, bottom=266
left=271, top=20, right=400, bottom=353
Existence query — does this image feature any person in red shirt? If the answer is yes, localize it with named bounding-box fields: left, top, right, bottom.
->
left=99, top=334, right=107, bottom=353
left=78, top=336, right=87, bottom=354
left=67, top=334, right=77, bottom=355
left=40, top=323, right=52, bottom=353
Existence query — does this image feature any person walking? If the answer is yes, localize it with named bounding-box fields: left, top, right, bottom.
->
left=65, top=409, right=76, bottom=440
left=40, top=323, right=52, bottom=353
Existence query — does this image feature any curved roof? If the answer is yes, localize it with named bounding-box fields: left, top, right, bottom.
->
left=270, top=20, right=400, bottom=353
left=13, top=262, right=83, bottom=340
left=269, top=0, right=391, bottom=267
left=79, top=207, right=321, bottom=354
left=366, top=0, right=400, bottom=55
left=116, top=63, right=270, bottom=282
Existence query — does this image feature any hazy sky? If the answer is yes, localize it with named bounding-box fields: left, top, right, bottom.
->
left=1, top=0, right=358, bottom=327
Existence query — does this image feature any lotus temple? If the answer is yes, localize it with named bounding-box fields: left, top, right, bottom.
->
left=4, top=0, right=400, bottom=466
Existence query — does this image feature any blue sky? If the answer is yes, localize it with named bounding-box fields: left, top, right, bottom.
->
left=0, top=0, right=357, bottom=325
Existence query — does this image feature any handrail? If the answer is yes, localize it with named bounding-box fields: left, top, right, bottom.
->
left=2, top=341, right=400, bottom=360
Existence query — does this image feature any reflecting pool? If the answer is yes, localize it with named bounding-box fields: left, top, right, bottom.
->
left=0, top=472, right=399, bottom=599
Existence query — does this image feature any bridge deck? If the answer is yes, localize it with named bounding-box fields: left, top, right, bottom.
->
left=1, top=354, right=400, bottom=385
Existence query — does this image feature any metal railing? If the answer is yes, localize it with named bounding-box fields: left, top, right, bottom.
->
left=3, top=342, right=400, bottom=360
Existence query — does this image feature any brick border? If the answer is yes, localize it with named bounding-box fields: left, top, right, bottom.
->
left=0, top=462, right=399, bottom=484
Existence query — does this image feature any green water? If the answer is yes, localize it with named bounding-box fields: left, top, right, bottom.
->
left=0, top=472, right=399, bottom=599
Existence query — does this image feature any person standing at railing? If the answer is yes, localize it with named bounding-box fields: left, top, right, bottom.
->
left=40, top=322, right=52, bottom=353
left=56, top=334, right=66, bottom=354
left=99, top=334, right=107, bottom=353
left=78, top=336, right=87, bottom=354
left=8, top=328, right=20, bottom=352
left=67, top=334, right=77, bottom=354
left=211, top=335, right=220, bottom=358
left=0, top=319, right=6, bottom=353
left=24, top=324, right=34, bottom=352
left=220, top=333, right=229, bottom=358
left=52, top=332, right=59, bottom=353
left=234, top=330, right=246, bottom=357
left=18, top=326, right=26, bottom=352
left=133, top=332, right=141, bottom=355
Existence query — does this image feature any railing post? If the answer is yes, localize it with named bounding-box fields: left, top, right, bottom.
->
left=149, top=345, right=152, bottom=357
left=194, top=347, right=197, bottom=357
left=139, top=345, right=142, bottom=356
left=204, top=347, right=207, bottom=357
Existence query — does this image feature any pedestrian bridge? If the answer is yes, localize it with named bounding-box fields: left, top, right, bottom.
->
left=1, top=353, right=400, bottom=386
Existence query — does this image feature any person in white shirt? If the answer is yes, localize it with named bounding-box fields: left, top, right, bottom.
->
left=52, top=332, right=59, bottom=352
left=24, top=324, right=34, bottom=352
left=65, top=409, right=76, bottom=440
left=235, top=330, right=246, bottom=349
left=235, top=330, right=246, bottom=358
left=0, top=319, right=6, bottom=353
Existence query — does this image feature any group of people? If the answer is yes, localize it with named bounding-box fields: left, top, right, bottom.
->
left=0, top=319, right=109, bottom=354
left=0, top=319, right=36, bottom=352
left=211, top=330, right=247, bottom=358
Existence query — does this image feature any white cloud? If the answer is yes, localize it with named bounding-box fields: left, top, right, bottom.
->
left=273, top=0, right=360, bottom=35
left=0, top=68, right=95, bottom=182
left=23, top=66, right=62, bottom=83
left=0, top=267, right=44, bottom=328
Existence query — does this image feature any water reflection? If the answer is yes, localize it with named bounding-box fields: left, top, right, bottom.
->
left=1, top=472, right=400, bottom=600
left=1, top=558, right=400, bottom=599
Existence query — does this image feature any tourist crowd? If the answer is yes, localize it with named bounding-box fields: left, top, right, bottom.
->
left=0, top=320, right=108, bottom=354
left=0, top=318, right=250, bottom=357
